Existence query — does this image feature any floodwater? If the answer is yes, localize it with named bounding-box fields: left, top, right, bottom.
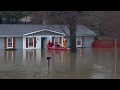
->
left=0, top=48, right=120, bottom=79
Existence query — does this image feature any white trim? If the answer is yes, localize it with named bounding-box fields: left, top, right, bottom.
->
left=23, top=36, right=36, bottom=49
left=7, top=37, right=13, bottom=48
left=23, top=36, right=25, bottom=49
left=23, top=29, right=66, bottom=36
left=23, top=35, right=64, bottom=49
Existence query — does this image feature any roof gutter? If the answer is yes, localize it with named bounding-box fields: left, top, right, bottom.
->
left=23, top=29, right=66, bottom=36
left=0, top=35, right=23, bottom=37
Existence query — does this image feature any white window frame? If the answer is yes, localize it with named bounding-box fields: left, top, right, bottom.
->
left=54, top=37, right=60, bottom=45
left=29, top=37, right=34, bottom=47
left=76, top=37, right=82, bottom=47
left=7, top=37, right=13, bottom=48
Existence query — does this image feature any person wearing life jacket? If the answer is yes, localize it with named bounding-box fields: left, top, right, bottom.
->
left=47, top=40, right=51, bottom=47
left=51, top=41, right=54, bottom=47
left=63, top=38, right=67, bottom=48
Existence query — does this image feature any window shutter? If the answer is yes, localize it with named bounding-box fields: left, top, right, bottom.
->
left=26, top=37, right=28, bottom=48
left=13, top=37, right=16, bottom=48
left=4, top=37, right=7, bottom=49
left=34, top=37, right=36, bottom=47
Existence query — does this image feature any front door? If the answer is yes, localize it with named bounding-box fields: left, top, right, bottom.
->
left=41, top=37, right=47, bottom=49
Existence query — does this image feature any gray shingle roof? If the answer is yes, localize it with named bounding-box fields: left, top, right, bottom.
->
left=0, top=24, right=96, bottom=36
left=76, top=25, right=96, bottom=36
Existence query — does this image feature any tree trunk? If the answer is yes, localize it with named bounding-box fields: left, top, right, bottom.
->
left=0, top=15, right=2, bottom=24
left=70, top=26, right=77, bottom=52
left=0, top=18, right=2, bottom=24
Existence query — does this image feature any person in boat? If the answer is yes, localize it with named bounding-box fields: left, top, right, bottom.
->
left=63, top=38, right=67, bottom=48
left=47, top=40, right=51, bottom=47
left=56, top=42, right=60, bottom=48
left=51, top=41, right=54, bottom=47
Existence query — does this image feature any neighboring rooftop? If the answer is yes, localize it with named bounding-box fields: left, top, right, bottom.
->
left=76, top=25, right=96, bottom=36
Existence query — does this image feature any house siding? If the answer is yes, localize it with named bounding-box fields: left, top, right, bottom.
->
left=84, top=36, right=94, bottom=48
left=16, top=37, right=23, bottom=49
left=65, top=36, right=94, bottom=48
left=0, top=38, right=4, bottom=49
left=0, top=37, right=23, bottom=50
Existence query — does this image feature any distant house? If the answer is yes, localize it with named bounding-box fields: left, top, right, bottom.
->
left=20, top=16, right=32, bottom=23
left=0, top=24, right=96, bottom=50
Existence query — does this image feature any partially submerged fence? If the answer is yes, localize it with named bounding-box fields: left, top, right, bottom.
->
left=92, top=33, right=120, bottom=48
left=92, top=39, right=120, bottom=48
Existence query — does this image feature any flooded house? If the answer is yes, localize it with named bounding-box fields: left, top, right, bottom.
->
left=0, top=24, right=96, bottom=50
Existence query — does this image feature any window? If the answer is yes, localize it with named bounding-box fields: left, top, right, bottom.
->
left=7, top=38, right=13, bottom=48
left=77, top=41, right=81, bottom=45
left=29, top=38, right=33, bottom=47
left=55, top=37, right=59, bottom=45
left=76, top=37, right=82, bottom=47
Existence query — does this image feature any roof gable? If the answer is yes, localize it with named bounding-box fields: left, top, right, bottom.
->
left=23, top=29, right=66, bottom=36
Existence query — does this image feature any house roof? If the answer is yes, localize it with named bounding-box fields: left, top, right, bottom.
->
left=0, top=24, right=96, bottom=37
left=76, top=25, right=96, bottom=36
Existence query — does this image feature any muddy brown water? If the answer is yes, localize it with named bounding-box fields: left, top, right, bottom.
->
left=0, top=48, right=119, bottom=79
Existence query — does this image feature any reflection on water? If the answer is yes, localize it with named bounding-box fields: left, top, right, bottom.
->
left=0, top=48, right=120, bottom=79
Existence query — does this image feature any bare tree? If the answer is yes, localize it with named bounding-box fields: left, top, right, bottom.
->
left=31, top=11, right=49, bottom=24
left=83, top=11, right=107, bottom=35
left=46, top=11, right=82, bottom=52
left=0, top=11, right=3, bottom=24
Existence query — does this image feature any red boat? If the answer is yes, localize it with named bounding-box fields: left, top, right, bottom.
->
left=47, top=46, right=71, bottom=51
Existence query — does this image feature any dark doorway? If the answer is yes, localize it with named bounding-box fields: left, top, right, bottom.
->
left=41, top=37, right=47, bottom=49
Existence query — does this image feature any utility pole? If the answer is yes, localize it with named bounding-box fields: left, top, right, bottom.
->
left=114, top=34, right=118, bottom=79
